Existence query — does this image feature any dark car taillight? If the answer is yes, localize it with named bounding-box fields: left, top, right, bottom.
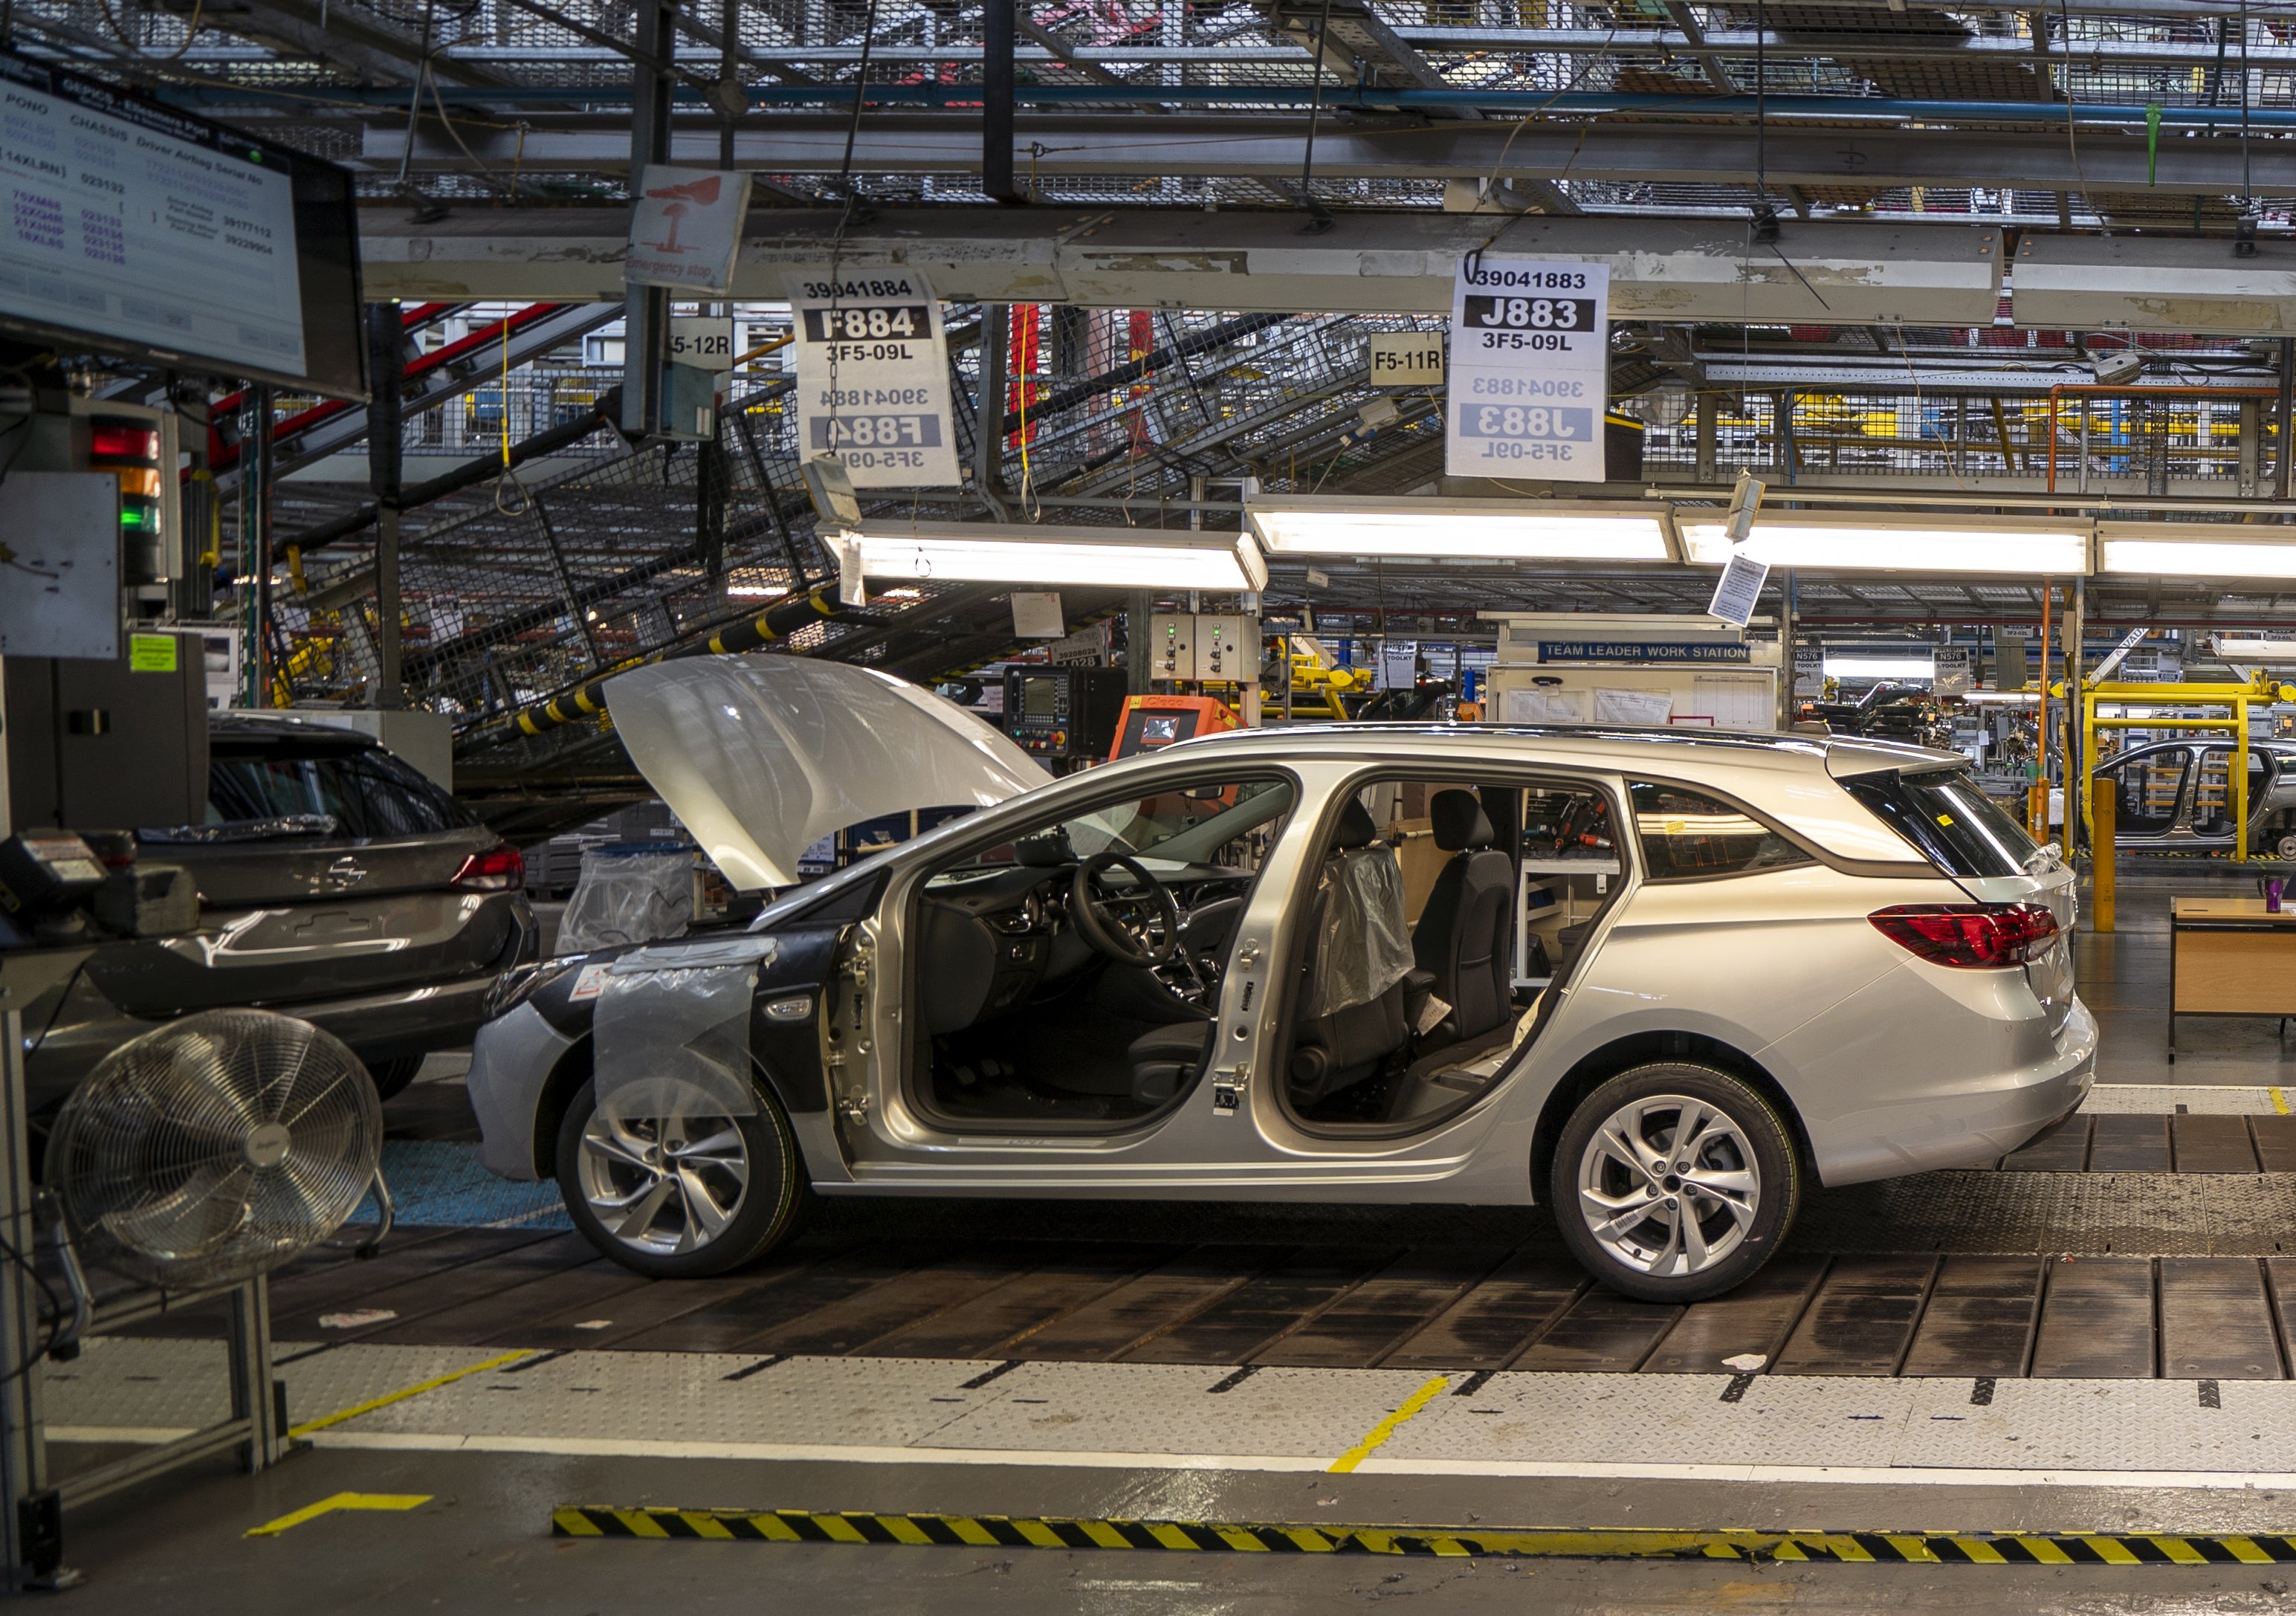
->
left=1869, top=902, right=2058, bottom=969
left=453, top=845, right=525, bottom=892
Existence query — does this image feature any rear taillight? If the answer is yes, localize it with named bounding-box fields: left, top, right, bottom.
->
left=453, top=845, right=525, bottom=892
left=1869, top=902, right=2058, bottom=969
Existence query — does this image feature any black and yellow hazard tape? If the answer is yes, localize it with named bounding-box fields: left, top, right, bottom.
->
left=550, top=1509, right=2296, bottom=1564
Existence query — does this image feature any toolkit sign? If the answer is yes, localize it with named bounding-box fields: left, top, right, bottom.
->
left=786, top=267, right=962, bottom=487
left=1445, top=256, right=1609, bottom=483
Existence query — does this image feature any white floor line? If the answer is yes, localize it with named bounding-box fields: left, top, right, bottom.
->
left=277, top=1429, right=2296, bottom=1491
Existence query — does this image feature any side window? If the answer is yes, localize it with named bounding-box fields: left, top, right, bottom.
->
left=1629, top=781, right=1813, bottom=880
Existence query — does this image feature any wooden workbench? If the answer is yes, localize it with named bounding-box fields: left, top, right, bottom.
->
left=2170, top=896, right=2296, bottom=1060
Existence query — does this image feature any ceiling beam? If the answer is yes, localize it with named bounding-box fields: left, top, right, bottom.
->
left=359, top=114, right=2296, bottom=200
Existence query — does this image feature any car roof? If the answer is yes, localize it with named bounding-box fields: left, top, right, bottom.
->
left=1136, top=722, right=1957, bottom=778
left=208, top=714, right=380, bottom=751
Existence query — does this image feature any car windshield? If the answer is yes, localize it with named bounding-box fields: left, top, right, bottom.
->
left=937, top=778, right=1295, bottom=876
left=1842, top=766, right=2043, bottom=878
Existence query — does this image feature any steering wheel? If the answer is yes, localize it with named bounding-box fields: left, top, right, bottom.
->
left=1070, top=853, right=1181, bottom=966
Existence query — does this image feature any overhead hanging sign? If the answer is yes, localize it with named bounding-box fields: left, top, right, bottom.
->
left=1707, top=552, right=1770, bottom=627
left=1933, top=646, right=1973, bottom=696
left=1368, top=331, right=1445, bottom=389
left=625, top=165, right=752, bottom=293
left=786, top=266, right=962, bottom=488
left=1445, top=256, right=1609, bottom=484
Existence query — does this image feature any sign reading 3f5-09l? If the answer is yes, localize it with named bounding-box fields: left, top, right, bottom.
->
left=786, top=268, right=961, bottom=488
left=1445, top=256, right=1609, bottom=485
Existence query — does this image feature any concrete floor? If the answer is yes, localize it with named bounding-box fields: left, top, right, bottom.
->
left=43, top=862, right=2296, bottom=1612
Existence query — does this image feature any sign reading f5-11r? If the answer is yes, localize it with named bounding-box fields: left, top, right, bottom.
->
left=1446, top=256, right=1609, bottom=483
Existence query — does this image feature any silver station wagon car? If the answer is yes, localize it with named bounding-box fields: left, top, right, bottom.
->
left=467, top=659, right=2095, bottom=1303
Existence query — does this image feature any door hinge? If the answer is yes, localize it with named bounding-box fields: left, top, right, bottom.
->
left=1212, top=1063, right=1249, bottom=1117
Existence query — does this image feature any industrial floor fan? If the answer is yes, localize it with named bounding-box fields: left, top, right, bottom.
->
left=44, top=1009, right=389, bottom=1293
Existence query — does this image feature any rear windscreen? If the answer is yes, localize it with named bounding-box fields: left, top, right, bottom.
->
left=209, top=746, right=476, bottom=837
left=1841, top=769, right=2040, bottom=878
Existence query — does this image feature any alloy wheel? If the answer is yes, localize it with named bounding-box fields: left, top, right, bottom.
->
left=576, top=1105, right=751, bottom=1255
left=1575, top=1093, right=1762, bottom=1277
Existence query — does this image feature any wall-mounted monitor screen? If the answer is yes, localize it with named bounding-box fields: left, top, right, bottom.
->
left=0, top=51, right=365, bottom=399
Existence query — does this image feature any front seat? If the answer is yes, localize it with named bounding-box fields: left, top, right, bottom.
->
left=1412, top=789, right=1514, bottom=1051
left=1287, top=798, right=1425, bottom=1105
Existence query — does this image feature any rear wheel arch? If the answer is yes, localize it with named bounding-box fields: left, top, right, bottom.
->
left=1530, top=1030, right=1812, bottom=1202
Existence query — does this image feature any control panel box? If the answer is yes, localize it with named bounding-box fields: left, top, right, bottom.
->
left=1145, top=613, right=1257, bottom=682
left=1196, top=614, right=1253, bottom=680
left=1148, top=613, right=1196, bottom=681
left=1001, top=665, right=1129, bottom=763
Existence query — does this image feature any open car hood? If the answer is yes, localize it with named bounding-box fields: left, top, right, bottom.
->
left=605, top=656, right=1049, bottom=890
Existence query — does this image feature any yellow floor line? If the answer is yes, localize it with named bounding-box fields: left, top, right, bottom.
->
left=287, top=1349, right=534, bottom=1438
left=245, top=1493, right=432, bottom=1538
left=2272, top=1087, right=2289, bottom=1116
left=1328, top=1376, right=1449, bottom=1474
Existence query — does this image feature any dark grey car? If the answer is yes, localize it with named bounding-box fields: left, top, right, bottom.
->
left=23, top=715, right=537, bottom=1116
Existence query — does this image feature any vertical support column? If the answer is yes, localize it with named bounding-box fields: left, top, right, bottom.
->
left=983, top=0, right=1019, bottom=204
left=366, top=304, right=404, bottom=710
left=2093, top=775, right=2115, bottom=932
left=2242, top=398, right=2262, bottom=497
left=0, top=1006, right=52, bottom=1588
left=225, top=1276, right=280, bottom=1473
left=1128, top=591, right=1154, bottom=696
left=975, top=304, right=1008, bottom=497
left=2280, top=340, right=2295, bottom=501
left=1776, top=568, right=1796, bottom=731
left=1694, top=388, right=1718, bottom=483
left=252, top=384, right=275, bottom=708
left=621, top=0, right=677, bottom=439
left=2065, top=578, right=2084, bottom=859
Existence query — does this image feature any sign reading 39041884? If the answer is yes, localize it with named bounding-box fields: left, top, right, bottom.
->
left=787, top=268, right=962, bottom=488
left=1444, top=256, right=1609, bottom=483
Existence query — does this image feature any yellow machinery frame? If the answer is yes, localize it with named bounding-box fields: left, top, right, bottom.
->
left=2079, top=676, right=2292, bottom=864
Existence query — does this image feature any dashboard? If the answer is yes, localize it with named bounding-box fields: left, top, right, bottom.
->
left=916, top=861, right=1255, bottom=1036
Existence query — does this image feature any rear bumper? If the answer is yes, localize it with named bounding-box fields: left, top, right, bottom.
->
left=1801, top=995, right=2098, bottom=1186
left=26, top=971, right=506, bottom=1115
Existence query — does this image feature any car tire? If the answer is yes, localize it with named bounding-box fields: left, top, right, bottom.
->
left=364, top=1055, right=426, bottom=1101
left=1550, top=1063, right=1800, bottom=1304
left=555, top=1077, right=806, bottom=1279
left=2277, top=833, right=2296, bottom=863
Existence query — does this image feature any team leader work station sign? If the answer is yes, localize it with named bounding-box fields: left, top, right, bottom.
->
left=1445, top=256, right=1609, bottom=483
left=788, top=268, right=960, bottom=488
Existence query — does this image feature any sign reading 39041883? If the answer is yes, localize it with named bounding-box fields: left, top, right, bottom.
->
left=787, top=268, right=962, bottom=488
left=1444, top=256, right=1609, bottom=483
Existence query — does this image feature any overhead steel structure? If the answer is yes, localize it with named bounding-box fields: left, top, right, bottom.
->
left=20, top=0, right=2296, bottom=803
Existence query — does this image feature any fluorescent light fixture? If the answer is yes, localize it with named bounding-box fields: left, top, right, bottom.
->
left=1823, top=655, right=1936, bottom=679
left=854, top=522, right=1267, bottom=592
left=1962, top=690, right=2041, bottom=702
left=2098, top=523, right=2296, bottom=580
left=728, top=584, right=789, bottom=598
left=2215, top=638, right=2296, bottom=660
left=1246, top=497, right=1672, bottom=561
left=1681, top=517, right=2091, bottom=575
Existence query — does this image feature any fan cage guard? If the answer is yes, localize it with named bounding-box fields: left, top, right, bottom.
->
left=44, top=1009, right=385, bottom=1292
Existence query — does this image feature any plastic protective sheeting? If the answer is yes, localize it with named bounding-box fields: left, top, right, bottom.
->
left=1303, top=847, right=1414, bottom=1017
left=591, top=934, right=779, bottom=1123
left=604, top=656, right=1049, bottom=891
left=557, top=847, right=693, bottom=954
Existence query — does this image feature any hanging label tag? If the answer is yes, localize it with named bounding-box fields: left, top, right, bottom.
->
left=786, top=267, right=962, bottom=488
left=1446, top=257, right=1609, bottom=483
left=1707, top=552, right=1770, bottom=627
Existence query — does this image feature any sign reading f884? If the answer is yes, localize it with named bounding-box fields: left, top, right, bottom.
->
left=1445, top=256, right=1609, bottom=483
left=788, top=268, right=962, bottom=487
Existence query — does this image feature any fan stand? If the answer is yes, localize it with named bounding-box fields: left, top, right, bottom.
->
left=0, top=960, right=294, bottom=1591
